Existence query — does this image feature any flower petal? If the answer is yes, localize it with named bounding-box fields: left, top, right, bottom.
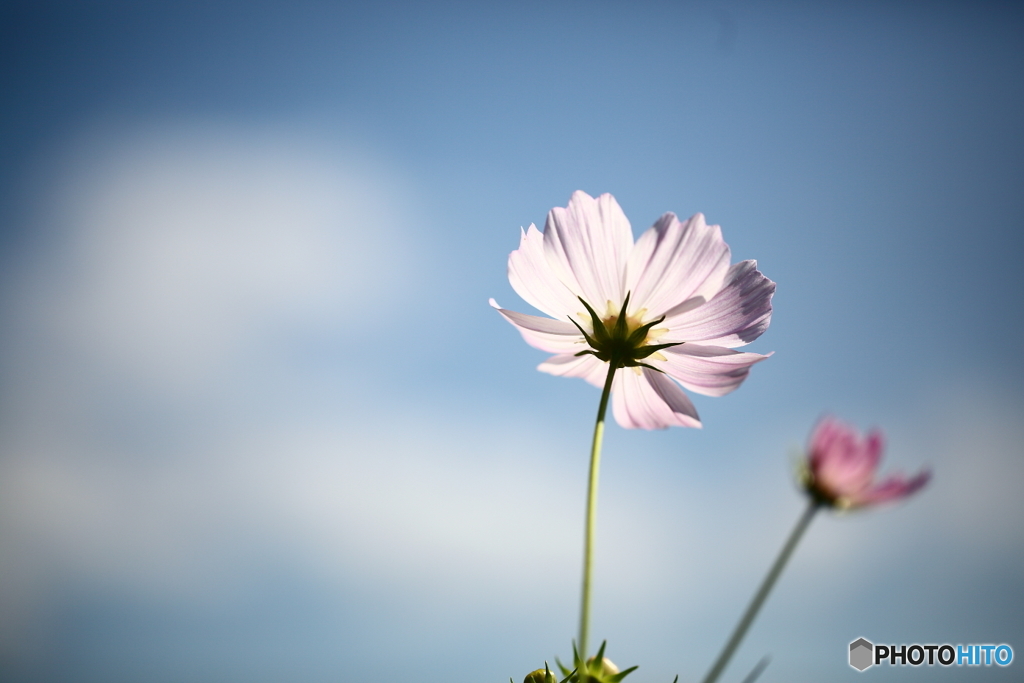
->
left=490, top=299, right=584, bottom=354
left=854, top=469, right=932, bottom=507
left=508, top=223, right=586, bottom=320
left=809, top=417, right=856, bottom=470
left=612, top=367, right=702, bottom=430
left=662, top=260, right=775, bottom=348
left=543, top=191, right=633, bottom=309
left=809, top=419, right=884, bottom=497
left=657, top=344, right=771, bottom=397
left=625, top=212, right=731, bottom=316
left=538, top=353, right=609, bottom=388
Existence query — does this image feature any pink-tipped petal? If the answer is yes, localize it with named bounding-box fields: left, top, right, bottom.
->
left=808, top=417, right=847, bottom=470
left=612, top=367, right=702, bottom=430
left=508, top=224, right=588, bottom=319
left=543, top=191, right=633, bottom=308
left=538, top=353, right=609, bottom=388
left=490, top=299, right=584, bottom=354
left=855, top=470, right=932, bottom=507
left=864, top=430, right=885, bottom=471
left=663, top=260, right=775, bottom=348
left=810, top=418, right=884, bottom=496
left=657, top=344, right=771, bottom=397
left=625, top=212, right=731, bottom=316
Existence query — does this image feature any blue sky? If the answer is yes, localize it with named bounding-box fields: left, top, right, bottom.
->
left=1, top=2, right=1022, bottom=682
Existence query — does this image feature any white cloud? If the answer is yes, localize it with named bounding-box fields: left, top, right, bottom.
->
left=9, top=123, right=414, bottom=397
left=0, top=121, right=429, bottom=654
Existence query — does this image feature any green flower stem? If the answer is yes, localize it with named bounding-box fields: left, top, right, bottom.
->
left=701, top=499, right=820, bottom=683
left=579, top=360, right=619, bottom=664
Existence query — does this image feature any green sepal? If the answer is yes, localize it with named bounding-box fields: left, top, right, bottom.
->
left=567, top=314, right=601, bottom=351
left=576, top=297, right=611, bottom=345
left=611, top=292, right=632, bottom=339
left=625, top=313, right=666, bottom=346
left=630, top=341, right=682, bottom=360
left=557, top=641, right=582, bottom=679
left=556, top=656, right=574, bottom=678
left=606, top=665, right=638, bottom=683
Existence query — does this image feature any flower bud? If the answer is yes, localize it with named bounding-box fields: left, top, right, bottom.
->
left=586, top=656, right=619, bottom=676
left=524, top=667, right=559, bottom=683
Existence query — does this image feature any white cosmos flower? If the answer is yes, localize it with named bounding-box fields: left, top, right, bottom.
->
left=491, top=191, right=775, bottom=429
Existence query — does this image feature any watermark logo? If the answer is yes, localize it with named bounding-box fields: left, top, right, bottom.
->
left=849, top=638, right=873, bottom=671
left=849, top=638, right=1013, bottom=671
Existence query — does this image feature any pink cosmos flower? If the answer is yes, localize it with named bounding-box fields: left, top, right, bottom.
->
left=490, top=190, right=775, bottom=429
left=801, top=416, right=931, bottom=509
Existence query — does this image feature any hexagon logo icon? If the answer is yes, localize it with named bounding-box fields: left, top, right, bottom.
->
left=850, top=638, right=874, bottom=671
